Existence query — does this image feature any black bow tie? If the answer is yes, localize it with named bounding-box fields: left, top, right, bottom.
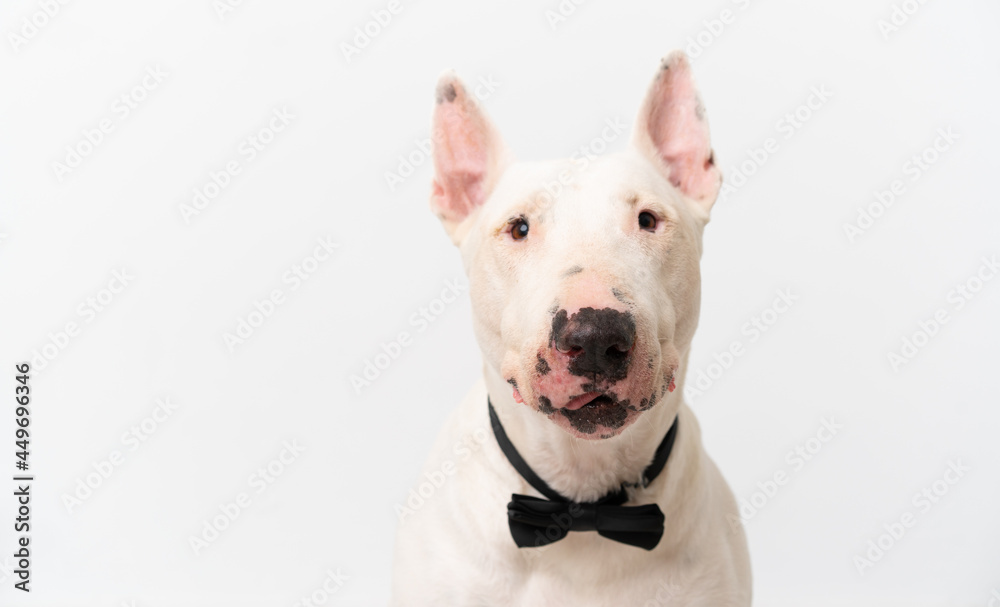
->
left=488, top=399, right=678, bottom=551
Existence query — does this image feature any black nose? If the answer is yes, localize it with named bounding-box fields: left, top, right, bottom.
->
left=551, top=307, right=635, bottom=381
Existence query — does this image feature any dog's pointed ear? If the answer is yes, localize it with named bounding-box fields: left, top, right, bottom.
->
left=633, top=51, right=721, bottom=215
left=430, top=72, right=511, bottom=244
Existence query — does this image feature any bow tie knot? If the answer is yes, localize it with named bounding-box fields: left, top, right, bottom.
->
left=507, top=493, right=666, bottom=550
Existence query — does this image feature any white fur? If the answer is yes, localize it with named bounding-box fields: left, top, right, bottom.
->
left=391, top=52, right=751, bottom=606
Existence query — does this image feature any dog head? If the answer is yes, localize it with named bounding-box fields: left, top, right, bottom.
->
left=429, top=52, right=720, bottom=440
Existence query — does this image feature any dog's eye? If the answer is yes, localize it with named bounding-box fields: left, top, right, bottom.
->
left=510, top=218, right=529, bottom=241
left=638, top=212, right=657, bottom=232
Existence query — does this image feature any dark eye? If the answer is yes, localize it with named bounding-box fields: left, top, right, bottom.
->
left=638, top=211, right=657, bottom=232
left=510, top=218, right=529, bottom=241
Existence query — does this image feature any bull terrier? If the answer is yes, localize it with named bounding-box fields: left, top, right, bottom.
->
left=391, top=51, right=752, bottom=606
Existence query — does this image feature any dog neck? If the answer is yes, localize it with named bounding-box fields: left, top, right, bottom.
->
left=483, top=357, right=693, bottom=504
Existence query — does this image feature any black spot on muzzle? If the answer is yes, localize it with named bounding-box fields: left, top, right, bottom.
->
left=436, top=82, right=457, bottom=104
left=550, top=307, right=636, bottom=382
left=535, top=353, right=551, bottom=376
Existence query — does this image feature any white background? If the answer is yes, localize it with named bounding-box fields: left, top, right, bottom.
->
left=1, top=0, right=998, bottom=605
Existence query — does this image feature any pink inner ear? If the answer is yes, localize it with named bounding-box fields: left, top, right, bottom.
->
left=431, top=83, right=492, bottom=224
left=645, top=59, right=718, bottom=203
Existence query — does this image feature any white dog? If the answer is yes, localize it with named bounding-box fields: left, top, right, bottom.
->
left=391, top=51, right=751, bottom=606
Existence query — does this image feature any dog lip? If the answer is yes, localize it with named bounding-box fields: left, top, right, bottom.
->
left=563, top=392, right=602, bottom=411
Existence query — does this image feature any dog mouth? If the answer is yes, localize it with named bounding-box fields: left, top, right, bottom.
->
left=563, top=392, right=604, bottom=410
left=555, top=392, right=631, bottom=435
left=528, top=371, right=675, bottom=439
